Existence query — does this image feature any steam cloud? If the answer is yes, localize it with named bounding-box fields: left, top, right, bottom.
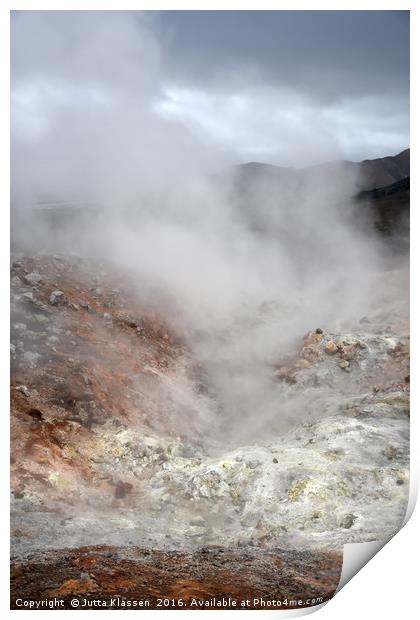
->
left=11, top=11, right=408, bottom=448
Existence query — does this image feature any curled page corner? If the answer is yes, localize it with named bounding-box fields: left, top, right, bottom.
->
left=332, top=427, right=417, bottom=599
left=336, top=540, right=385, bottom=594
left=336, top=498, right=417, bottom=597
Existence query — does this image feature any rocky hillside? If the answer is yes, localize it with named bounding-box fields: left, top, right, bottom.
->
left=11, top=253, right=409, bottom=608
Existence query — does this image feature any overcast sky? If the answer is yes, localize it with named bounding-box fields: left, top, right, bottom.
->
left=11, top=10, right=409, bottom=168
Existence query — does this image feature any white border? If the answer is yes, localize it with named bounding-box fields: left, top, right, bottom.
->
left=2, top=3, right=416, bottom=618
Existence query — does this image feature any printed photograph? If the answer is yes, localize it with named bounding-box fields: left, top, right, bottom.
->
left=10, top=9, right=409, bottom=611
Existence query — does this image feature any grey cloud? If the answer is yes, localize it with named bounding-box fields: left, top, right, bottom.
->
left=154, top=11, right=409, bottom=101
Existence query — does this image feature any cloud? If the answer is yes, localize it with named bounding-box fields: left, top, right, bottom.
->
left=11, top=11, right=233, bottom=207
left=11, top=10, right=409, bottom=169
left=155, top=85, right=409, bottom=166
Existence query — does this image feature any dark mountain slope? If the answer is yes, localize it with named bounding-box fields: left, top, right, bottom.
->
left=356, top=175, right=410, bottom=239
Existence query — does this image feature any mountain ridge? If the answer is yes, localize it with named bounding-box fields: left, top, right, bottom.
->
left=239, top=148, right=410, bottom=192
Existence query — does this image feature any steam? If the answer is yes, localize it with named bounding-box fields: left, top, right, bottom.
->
left=11, top=11, right=408, bottom=448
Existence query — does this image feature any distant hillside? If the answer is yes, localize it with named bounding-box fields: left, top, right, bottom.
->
left=237, top=149, right=410, bottom=192
left=357, top=149, right=409, bottom=190
left=231, top=149, right=409, bottom=244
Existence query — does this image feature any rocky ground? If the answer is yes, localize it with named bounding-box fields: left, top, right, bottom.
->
left=10, top=253, right=409, bottom=608
left=10, top=545, right=341, bottom=609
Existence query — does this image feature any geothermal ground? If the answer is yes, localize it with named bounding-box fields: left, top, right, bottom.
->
left=10, top=254, right=409, bottom=608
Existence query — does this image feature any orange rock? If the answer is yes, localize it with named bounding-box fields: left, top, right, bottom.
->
left=340, top=345, right=355, bottom=360
left=54, top=578, right=98, bottom=596
left=303, top=332, right=323, bottom=345
left=324, top=341, right=338, bottom=355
